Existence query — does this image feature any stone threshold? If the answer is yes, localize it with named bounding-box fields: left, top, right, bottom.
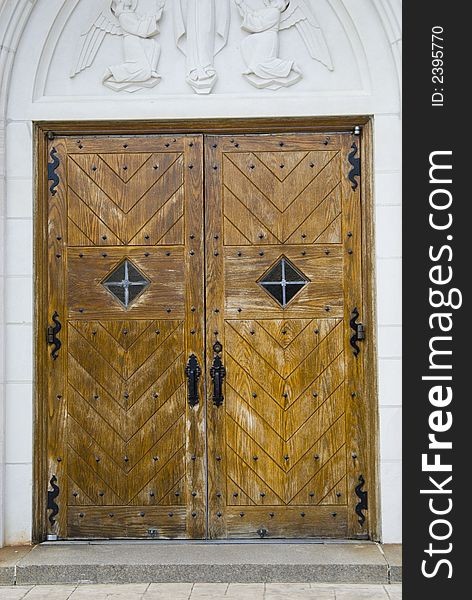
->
left=0, top=542, right=401, bottom=586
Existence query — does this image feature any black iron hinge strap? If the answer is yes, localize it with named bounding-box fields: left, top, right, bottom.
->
left=350, top=307, right=365, bottom=357
left=355, top=474, right=368, bottom=527
left=47, top=475, right=60, bottom=526
left=47, top=312, right=62, bottom=360
left=348, top=141, right=361, bottom=191
left=47, top=147, right=60, bottom=195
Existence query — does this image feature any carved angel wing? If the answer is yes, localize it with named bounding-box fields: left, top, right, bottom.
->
left=70, top=2, right=123, bottom=78
left=280, top=0, right=333, bottom=71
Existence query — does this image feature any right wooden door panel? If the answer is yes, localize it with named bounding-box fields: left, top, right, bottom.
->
left=205, top=133, right=368, bottom=539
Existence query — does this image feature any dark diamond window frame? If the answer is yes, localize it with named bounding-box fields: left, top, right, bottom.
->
left=258, top=256, right=310, bottom=308
left=101, top=258, right=150, bottom=309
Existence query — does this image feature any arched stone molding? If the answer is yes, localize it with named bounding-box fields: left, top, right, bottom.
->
left=0, top=0, right=402, bottom=546
left=371, top=0, right=402, bottom=102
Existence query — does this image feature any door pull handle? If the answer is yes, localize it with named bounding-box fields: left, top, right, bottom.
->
left=211, top=354, right=226, bottom=407
left=185, top=354, right=201, bottom=408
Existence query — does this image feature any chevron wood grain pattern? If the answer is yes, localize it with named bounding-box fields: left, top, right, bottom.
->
left=223, top=152, right=341, bottom=244
left=65, top=137, right=186, bottom=246
left=45, top=135, right=205, bottom=540
left=206, top=133, right=365, bottom=539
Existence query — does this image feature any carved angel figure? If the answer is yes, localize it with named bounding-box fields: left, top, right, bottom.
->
left=234, top=0, right=333, bottom=90
left=71, top=0, right=165, bottom=93
left=174, top=0, right=231, bottom=94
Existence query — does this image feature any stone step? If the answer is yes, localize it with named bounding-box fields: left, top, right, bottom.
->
left=0, top=542, right=401, bottom=586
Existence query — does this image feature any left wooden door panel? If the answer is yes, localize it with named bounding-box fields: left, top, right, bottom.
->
left=43, top=135, right=205, bottom=539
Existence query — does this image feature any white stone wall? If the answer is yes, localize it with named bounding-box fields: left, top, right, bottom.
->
left=0, top=0, right=402, bottom=546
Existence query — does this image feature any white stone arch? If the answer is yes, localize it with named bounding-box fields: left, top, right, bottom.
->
left=0, top=0, right=402, bottom=546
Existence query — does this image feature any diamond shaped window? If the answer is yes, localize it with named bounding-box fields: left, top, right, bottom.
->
left=102, top=259, right=150, bottom=309
left=258, top=256, right=309, bottom=307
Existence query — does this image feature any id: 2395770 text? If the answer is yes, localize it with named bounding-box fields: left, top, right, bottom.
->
left=432, top=25, right=445, bottom=107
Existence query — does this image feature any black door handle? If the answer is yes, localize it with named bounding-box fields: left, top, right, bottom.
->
left=211, top=354, right=226, bottom=407
left=185, top=354, right=201, bottom=408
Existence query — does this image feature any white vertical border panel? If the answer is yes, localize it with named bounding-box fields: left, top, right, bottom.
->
left=0, top=0, right=38, bottom=549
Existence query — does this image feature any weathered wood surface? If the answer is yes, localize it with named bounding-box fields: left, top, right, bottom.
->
left=39, top=127, right=373, bottom=541
left=206, top=133, right=367, bottom=539
left=44, top=135, right=205, bottom=539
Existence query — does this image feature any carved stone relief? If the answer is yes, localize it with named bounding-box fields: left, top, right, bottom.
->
left=68, top=0, right=334, bottom=94
left=234, top=0, right=333, bottom=90
left=174, top=0, right=230, bottom=94
left=70, top=0, right=166, bottom=93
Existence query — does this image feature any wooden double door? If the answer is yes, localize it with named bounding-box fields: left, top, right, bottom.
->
left=41, top=130, right=371, bottom=540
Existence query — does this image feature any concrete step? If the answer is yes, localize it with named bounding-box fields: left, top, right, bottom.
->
left=0, top=542, right=401, bottom=586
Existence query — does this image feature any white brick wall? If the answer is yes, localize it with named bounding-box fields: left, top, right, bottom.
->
left=374, top=115, right=402, bottom=542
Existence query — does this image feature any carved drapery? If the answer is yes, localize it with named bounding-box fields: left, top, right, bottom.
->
left=174, top=0, right=230, bottom=94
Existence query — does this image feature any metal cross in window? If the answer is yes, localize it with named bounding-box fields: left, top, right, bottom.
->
left=102, top=259, right=150, bottom=309
left=258, top=256, right=309, bottom=307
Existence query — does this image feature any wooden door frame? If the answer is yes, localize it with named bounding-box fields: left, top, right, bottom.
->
left=33, top=116, right=379, bottom=543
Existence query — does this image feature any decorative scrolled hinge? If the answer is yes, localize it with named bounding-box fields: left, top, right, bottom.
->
left=349, top=307, right=365, bottom=357
left=211, top=354, right=226, bottom=407
left=185, top=354, right=201, bottom=408
left=348, top=141, right=361, bottom=191
left=47, top=475, right=60, bottom=526
left=47, top=147, right=60, bottom=196
left=355, top=474, right=368, bottom=527
left=47, top=312, right=62, bottom=360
